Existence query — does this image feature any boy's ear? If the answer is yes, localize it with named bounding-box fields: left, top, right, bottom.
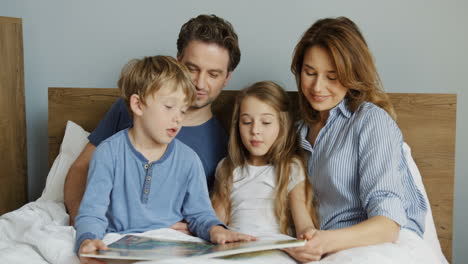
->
left=129, top=94, right=144, bottom=116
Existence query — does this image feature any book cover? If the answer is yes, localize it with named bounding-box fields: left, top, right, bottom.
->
left=80, top=235, right=306, bottom=261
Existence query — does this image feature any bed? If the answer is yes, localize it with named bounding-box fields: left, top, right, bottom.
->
left=0, top=87, right=456, bottom=263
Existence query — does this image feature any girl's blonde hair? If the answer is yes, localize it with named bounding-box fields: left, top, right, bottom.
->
left=291, top=17, right=396, bottom=124
left=211, top=81, right=315, bottom=235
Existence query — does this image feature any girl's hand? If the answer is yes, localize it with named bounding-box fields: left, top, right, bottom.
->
left=283, top=230, right=329, bottom=263
left=298, top=226, right=317, bottom=240
left=78, top=239, right=108, bottom=264
left=170, top=221, right=192, bottom=235
left=209, top=225, right=257, bottom=244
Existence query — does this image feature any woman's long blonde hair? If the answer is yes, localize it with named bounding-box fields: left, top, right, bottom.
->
left=211, top=81, right=315, bottom=235
left=291, top=17, right=396, bottom=124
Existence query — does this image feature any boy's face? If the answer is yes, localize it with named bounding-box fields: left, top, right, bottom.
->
left=136, top=84, right=189, bottom=146
left=178, top=40, right=232, bottom=110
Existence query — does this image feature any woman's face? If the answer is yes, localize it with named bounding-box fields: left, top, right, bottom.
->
left=300, top=45, right=348, bottom=113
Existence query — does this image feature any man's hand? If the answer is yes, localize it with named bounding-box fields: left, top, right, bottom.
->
left=209, top=225, right=257, bottom=244
left=170, top=221, right=192, bottom=235
left=78, top=239, right=108, bottom=264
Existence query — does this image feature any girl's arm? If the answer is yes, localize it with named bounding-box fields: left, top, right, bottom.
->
left=289, top=181, right=315, bottom=236
left=211, top=198, right=229, bottom=225
left=211, top=159, right=230, bottom=225
left=284, top=215, right=399, bottom=262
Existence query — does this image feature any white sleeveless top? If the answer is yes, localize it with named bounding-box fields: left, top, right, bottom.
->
left=224, top=160, right=305, bottom=237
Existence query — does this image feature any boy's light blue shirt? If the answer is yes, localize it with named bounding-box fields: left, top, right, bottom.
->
left=75, top=129, right=224, bottom=252
left=87, top=98, right=228, bottom=192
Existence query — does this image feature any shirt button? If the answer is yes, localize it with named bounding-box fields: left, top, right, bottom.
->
left=146, top=176, right=151, bottom=181
left=144, top=189, right=149, bottom=194
left=144, top=164, right=149, bottom=169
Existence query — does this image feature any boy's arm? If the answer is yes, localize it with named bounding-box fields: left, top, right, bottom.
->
left=64, top=98, right=131, bottom=226
left=181, top=159, right=225, bottom=241
left=64, top=143, right=95, bottom=226
left=74, top=144, right=114, bottom=254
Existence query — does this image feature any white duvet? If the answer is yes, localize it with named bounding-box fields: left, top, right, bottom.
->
left=0, top=200, right=444, bottom=264
left=0, top=122, right=447, bottom=263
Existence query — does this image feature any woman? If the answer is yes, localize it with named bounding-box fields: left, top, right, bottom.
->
left=284, top=17, right=439, bottom=263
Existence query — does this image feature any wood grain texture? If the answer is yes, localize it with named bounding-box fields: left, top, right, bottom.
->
left=0, top=16, right=22, bottom=24
left=48, top=88, right=456, bottom=261
left=0, top=17, right=27, bottom=215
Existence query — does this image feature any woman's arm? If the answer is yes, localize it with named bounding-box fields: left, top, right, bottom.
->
left=284, top=215, right=399, bottom=262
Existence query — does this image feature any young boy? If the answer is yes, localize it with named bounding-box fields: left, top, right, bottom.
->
left=75, top=56, right=255, bottom=262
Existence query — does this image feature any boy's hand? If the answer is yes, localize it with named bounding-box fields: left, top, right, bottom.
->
left=209, top=225, right=257, bottom=244
left=78, top=239, right=108, bottom=264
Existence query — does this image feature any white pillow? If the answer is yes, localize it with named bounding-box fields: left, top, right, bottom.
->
left=39, top=121, right=89, bottom=202
left=403, top=142, right=448, bottom=264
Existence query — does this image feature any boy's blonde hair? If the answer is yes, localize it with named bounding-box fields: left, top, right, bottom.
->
left=211, top=81, right=316, bottom=235
left=118, top=55, right=196, bottom=113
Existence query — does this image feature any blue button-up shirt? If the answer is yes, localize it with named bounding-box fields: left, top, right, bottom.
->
left=75, top=129, right=224, bottom=253
left=298, top=99, right=427, bottom=237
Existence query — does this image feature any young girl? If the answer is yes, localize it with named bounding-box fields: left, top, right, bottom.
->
left=211, top=81, right=316, bottom=241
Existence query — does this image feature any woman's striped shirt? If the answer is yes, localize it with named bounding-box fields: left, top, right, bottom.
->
left=298, top=99, right=427, bottom=237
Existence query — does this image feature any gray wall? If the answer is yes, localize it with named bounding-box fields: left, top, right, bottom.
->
left=1, top=0, right=467, bottom=262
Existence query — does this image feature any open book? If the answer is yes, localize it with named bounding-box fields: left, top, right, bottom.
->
left=80, top=235, right=306, bottom=261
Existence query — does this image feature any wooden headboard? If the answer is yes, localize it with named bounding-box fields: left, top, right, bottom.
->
left=48, top=87, right=456, bottom=261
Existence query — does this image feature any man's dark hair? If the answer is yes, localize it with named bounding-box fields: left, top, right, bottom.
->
left=177, top=14, right=240, bottom=72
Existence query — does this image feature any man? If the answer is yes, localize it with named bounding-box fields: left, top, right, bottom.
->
left=64, top=14, right=240, bottom=228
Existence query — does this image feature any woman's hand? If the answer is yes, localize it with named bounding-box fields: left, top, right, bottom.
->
left=209, top=225, right=257, bottom=244
left=283, top=229, right=330, bottom=263
left=78, top=239, right=108, bottom=264
left=284, top=216, right=400, bottom=262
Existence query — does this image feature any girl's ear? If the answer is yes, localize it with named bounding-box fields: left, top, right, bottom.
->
left=129, top=94, right=144, bottom=116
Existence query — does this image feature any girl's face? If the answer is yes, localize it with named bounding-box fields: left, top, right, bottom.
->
left=238, top=96, right=280, bottom=166
left=301, top=45, right=348, bottom=114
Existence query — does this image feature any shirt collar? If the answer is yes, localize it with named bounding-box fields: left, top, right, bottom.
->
left=330, top=97, right=352, bottom=119
left=297, top=121, right=313, bottom=152
left=124, top=128, right=175, bottom=164
left=297, top=121, right=308, bottom=140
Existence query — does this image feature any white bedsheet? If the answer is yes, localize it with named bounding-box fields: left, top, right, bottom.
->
left=0, top=200, right=443, bottom=264
left=0, top=201, right=77, bottom=264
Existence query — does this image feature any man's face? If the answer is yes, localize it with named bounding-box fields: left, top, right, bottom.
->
left=178, top=40, right=232, bottom=109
